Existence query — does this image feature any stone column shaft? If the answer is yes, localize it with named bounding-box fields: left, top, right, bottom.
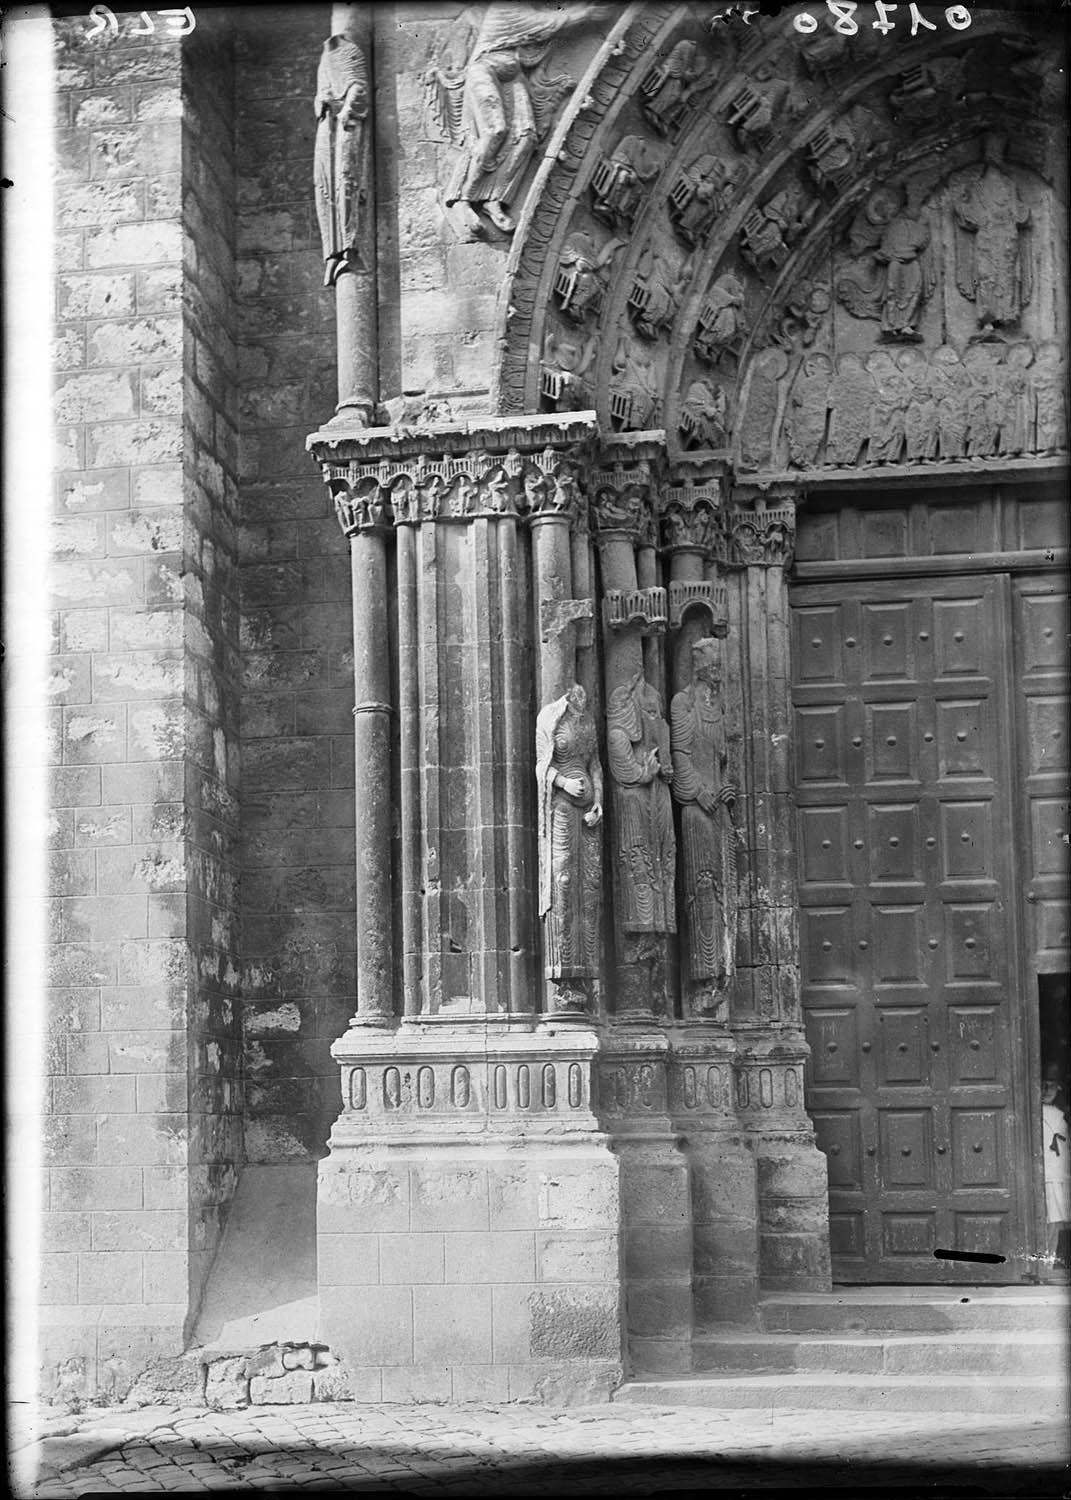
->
left=351, top=528, right=395, bottom=1023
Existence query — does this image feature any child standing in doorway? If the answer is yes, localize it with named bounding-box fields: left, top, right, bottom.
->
left=1042, top=1072, right=1070, bottom=1271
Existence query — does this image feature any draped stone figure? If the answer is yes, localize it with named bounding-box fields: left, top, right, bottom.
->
left=314, top=33, right=371, bottom=286
left=606, top=673, right=676, bottom=936
left=671, top=639, right=739, bottom=1018
left=535, top=685, right=603, bottom=1003
left=427, top=3, right=598, bottom=234
left=953, top=134, right=1032, bottom=333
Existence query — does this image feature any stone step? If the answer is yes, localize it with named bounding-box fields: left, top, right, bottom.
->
left=692, top=1330, right=1066, bottom=1377
left=614, top=1373, right=1069, bottom=1416
left=758, top=1289, right=1068, bottom=1335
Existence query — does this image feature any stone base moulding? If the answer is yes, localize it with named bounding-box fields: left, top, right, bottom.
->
left=317, top=1027, right=624, bottom=1404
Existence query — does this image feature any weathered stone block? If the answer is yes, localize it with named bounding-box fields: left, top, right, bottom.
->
left=90, top=1209, right=184, bottom=1252
left=78, top=1250, right=143, bottom=1304
left=84, top=220, right=182, bottom=269
left=205, top=1355, right=250, bottom=1409
left=624, top=1282, right=691, bottom=1341
left=321, top=1284, right=413, bottom=1368
left=412, top=1284, right=492, bottom=1366
left=444, top=1230, right=534, bottom=1285
left=381, top=1364, right=451, bottom=1403
left=142, top=1250, right=189, bottom=1304
left=317, top=1232, right=381, bottom=1287
left=537, top=1165, right=618, bottom=1232
left=249, top=1370, right=314, bottom=1404
left=54, top=369, right=137, bottom=423
left=410, top=1165, right=490, bottom=1232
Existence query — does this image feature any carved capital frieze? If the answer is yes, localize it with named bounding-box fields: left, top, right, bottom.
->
left=308, top=414, right=598, bottom=536
left=589, top=455, right=661, bottom=547
left=723, top=487, right=802, bottom=567
left=661, top=472, right=725, bottom=560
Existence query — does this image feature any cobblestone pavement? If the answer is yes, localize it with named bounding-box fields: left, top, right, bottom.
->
left=16, top=1401, right=1070, bottom=1498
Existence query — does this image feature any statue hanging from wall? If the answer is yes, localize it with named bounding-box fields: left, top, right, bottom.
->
left=835, top=184, right=935, bottom=343
left=314, top=31, right=371, bottom=286
left=671, top=637, right=740, bottom=1020
left=679, top=378, right=729, bottom=450
left=668, top=153, right=742, bottom=249
left=535, top=684, right=603, bottom=1010
left=952, top=133, right=1033, bottom=334
left=639, top=39, right=706, bottom=138
left=627, top=245, right=692, bottom=341
left=426, top=3, right=599, bottom=236
left=554, top=232, right=625, bottom=324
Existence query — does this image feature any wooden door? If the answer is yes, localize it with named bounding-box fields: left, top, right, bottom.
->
left=791, top=573, right=1028, bottom=1282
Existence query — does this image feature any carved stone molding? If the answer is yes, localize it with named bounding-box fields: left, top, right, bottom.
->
left=308, top=414, right=598, bottom=535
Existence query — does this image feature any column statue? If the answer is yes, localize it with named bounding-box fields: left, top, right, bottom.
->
left=671, top=637, right=740, bottom=1019
left=535, top=684, right=603, bottom=1009
left=314, top=31, right=371, bottom=287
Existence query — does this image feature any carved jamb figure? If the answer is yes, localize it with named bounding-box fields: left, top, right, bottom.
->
left=826, top=353, right=874, bottom=469
left=640, top=38, right=705, bottom=137
left=427, top=2, right=599, bottom=235
left=669, top=154, right=741, bottom=249
left=679, top=379, right=729, bottom=450
left=864, top=349, right=910, bottom=467
left=1033, top=341, right=1069, bottom=456
left=785, top=352, right=832, bottom=469
left=607, top=673, right=677, bottom=935
left=836, top=184, right=935, bottom=343
left=953, top=134, right=1033, bottom=333
left=535, top=684, right=603, bottom=1004
left=671, top=636, right=740, bottom=1019
left=900, top=347, right=938, bottom=463
left=314, top=31, right=371, bottom=286
left=931, top=345, right=971, bottom=462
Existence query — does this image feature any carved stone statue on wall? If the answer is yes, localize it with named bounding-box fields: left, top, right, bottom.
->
left=608, top=674, right=676, bottom=1017
left=679, top=379, right=729, bottom=450
left=836, top=184, right=935, bottom=342
left=554, top=232, right=625, bottom=324
left=671, top=638, right=739, bottom=1019
left=741, top=183, right=816, bottom=276
left=628, top=245, right=691, bottom=341
left=536, top=684, right=603, bottom=1008
left=609, top=334, right=661, bottom=431
left=826, top=353, right=874, bottom=469
left=640, top=39, right=705, bottom=137
left=1034, top=341, right=1069, bottom=455
left=952, top=134, right=1033, bottom=333
left=900, top=347, right=938, bottom=463
left=314, top=32, right=371, bottom=285
left=785, top=353, right=832, bottom=469
left=932, top=344, right=970, bottom=461
left=540, top=327, right=596, bottom=412
left=427, top=2, right=598, bottom=235
left=864, top=349, right=910, bottom=467
left=607, top=673, right=676, bottom=934
left=668, top=154, right=742, bottom=249
left=591, top=134, right=663, bottom=229
left=694, top=270, right=748, bottom=367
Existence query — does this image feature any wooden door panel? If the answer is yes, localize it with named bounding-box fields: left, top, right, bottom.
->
left=794, top=571, right=1025, bottom=1282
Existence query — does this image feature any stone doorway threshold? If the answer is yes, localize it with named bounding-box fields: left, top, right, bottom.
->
left=188, top=1162, right=319, bottom=1353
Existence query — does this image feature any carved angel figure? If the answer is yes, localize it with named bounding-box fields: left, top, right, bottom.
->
left=669, top=153, right=740, bottom=248
left=536, top=685, right=603, bottom=1001
left=427, top=3, right=599, bottom=234
left=314, top=31, right=371, bottom=286
left=606, top=673, right=676, bottom=936
left=952, top=134, right=1032, bottom=333
left=640, top=39, right=705, bottom=137
left=836, top=185, right=935, bottom=342
left=671, top=637, right=740, bottom=1017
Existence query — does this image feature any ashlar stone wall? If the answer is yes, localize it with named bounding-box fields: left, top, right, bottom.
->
left=42, top=14, right=241, bottom=1404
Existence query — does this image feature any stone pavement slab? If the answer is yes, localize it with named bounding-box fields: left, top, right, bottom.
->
left=17, top=1400, right=1070, bottom=1498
